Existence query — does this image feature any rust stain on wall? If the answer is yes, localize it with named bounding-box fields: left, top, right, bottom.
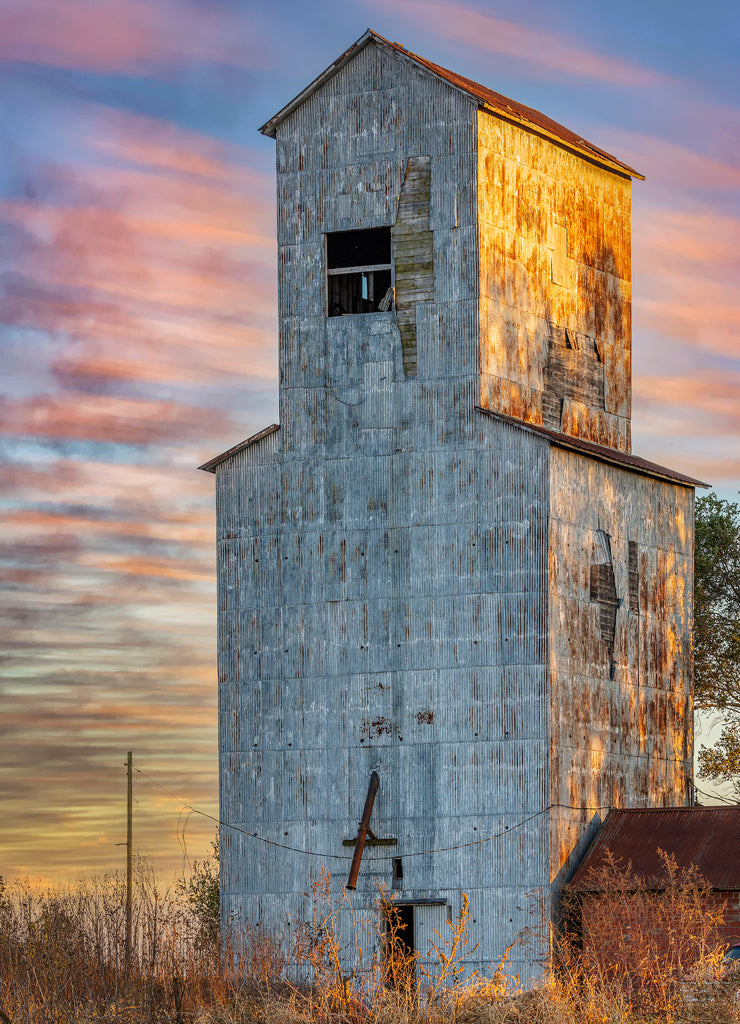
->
left=477, top=110, right=632, bottom=451
left=361, top=716, right=394, bottom=740
left=548, top=453, right=694, bottom=885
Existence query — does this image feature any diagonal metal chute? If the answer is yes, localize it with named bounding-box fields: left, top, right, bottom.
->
left=346, top=771, right=380, bottom=891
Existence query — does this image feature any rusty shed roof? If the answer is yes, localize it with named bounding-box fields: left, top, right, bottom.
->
left=569, top=807, right=740, bottom=892
left=259, top=29, right=643, bottom=180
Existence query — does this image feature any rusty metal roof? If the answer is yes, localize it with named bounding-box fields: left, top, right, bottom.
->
left=259, top=29, right=644, bottom=180
left=569, top=807, right=740, bottom=892
left=198, top=423, right=279, bottom=473
left=476, top=407, right=708, bottom=488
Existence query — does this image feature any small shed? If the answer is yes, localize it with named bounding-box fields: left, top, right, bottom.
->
left=568, top=807, right=740, bottom=954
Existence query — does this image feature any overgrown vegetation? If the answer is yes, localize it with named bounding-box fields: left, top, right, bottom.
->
left=558, top=850, right=735, bottom=1022
left=176, top=832, right=220, bottom=944
left=695, top=492, right=740, bottom=790
left=1, top=855, right=738, bottom=1023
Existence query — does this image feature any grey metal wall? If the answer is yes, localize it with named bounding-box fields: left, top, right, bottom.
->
left=217, top=39, right=552, bottom=981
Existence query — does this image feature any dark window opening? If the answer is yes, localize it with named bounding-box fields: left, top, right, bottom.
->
left=327, top=227, right=393, bottom=316
left=392, top=857, right=403, bottom=886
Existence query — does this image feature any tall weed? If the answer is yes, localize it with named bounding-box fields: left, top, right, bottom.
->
left=0, top=859, right=737, bottom=1024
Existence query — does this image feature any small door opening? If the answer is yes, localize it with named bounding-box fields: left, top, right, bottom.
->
left=382, top=902, right=415, bottom=990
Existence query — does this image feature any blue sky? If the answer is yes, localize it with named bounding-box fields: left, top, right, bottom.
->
left=1, top=0, right=738, bottom=882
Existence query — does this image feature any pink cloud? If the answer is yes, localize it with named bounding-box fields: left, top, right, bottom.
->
left=603, top=130, right=740, bottom=193
left=4, top=507, right=212, bottom=545
left=633, top=203, right=740, bottom=361
left=80, top=553, right=213, bottom=583
left=382, top=0, right=669, bottom=87
left=0, top=0, right=266, bottom=72
left=633, top=372, right=740, bottom=436
left=1, top=108, right=278, bottom=400
left=0, top=393, right=231, bottom=444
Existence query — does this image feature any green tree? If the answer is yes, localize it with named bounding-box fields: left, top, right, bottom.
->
left=694, top=493, right=740, bottom=788
left=177, top=833, right=220, bottom=943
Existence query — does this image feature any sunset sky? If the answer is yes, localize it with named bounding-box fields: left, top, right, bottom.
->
left=2, top=0, right=739, bottom=885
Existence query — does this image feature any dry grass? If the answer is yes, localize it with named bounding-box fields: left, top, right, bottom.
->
left=0, top=862, right=738, bottom=1024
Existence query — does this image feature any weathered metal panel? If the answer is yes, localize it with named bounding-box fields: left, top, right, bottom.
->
left=477, top=109, right=633, bottom=452
left=393, top=156, right=433, bottom=375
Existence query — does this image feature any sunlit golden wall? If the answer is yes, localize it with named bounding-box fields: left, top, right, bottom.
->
left=477, top=110, right=633, bottom=451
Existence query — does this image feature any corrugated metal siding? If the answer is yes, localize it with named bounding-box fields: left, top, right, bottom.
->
left=477, top=109, right=633, bottom=452
left=548, top=448, right=694, bottom=893
left=217, top=417, right=553, bottom=980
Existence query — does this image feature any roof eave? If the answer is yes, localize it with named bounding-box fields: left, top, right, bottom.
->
left=258, top=30, right=644, bottom=180
left=198, top=423, right=280, bottom=473
left=477, top=101, right=645, bottom=180
left=259, top=29, right=376, bottom=138
left=476, top=407, right=708, bottom=488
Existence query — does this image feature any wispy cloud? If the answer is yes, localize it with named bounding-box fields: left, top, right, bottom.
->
left=0, top=394, right=232, bottom=444
left=1, top=106, right=278, bottom=418
left=0, top=445, right=221, bottom=879
left=634, top=202, right=740, bottom=362
left=380, top=0, right=669, bottom=87
left=605, top=130, right=740, bottom=193
left=634, top=372, right=740, bottom=436
left=0, top=96, right=276, bottom=881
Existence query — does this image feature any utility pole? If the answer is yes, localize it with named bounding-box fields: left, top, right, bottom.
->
left=125, top=750, right=133, bottom=975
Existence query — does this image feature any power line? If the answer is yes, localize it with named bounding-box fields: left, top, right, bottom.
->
left=692, top=781, right=738, bottom=806
left=134, top=765, right=611, bottom=864
left=134, top=766, right=353, bottom=860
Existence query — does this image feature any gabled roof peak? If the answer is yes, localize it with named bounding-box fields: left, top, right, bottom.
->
left=259, top=29, right=643, bottom=180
